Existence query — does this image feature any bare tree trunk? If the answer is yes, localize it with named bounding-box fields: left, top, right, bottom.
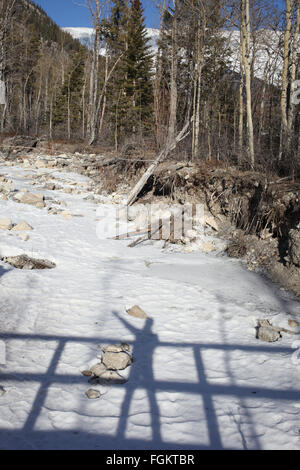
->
left=279, top=0, right=292, bottom=161
left=127, top=119, right=191, bottom=207
left=167, top=8, right=178, bottom=145
left=238, top=39, right=244, bottom=163
left=287, top=0, right=300, bottom=156
left=240, top=0, right=255, bottom=167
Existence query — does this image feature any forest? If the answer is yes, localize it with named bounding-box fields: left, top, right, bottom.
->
left=1, top=0, right=300, bottom=177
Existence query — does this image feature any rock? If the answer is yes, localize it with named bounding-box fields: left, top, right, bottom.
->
left=98, top=369, right=127, bottom=384
left=85, top=389, right=101, bottom=399
left=12, top=221, right=33, bottom=231
left=0, top=218, right=12, bottom=230
left=0, top=177, right=14, bottom=192
left=18, top=233, right=30, bottom=241
left=90, top=363, right=107, bottom=377
left=0, top=386, right=6, bottom=397
left=126, top=305, right=148, bottom=319
left=45, top=183, right=56, bottom=190
left=255, top=321, right=281, bottom=342
left=288, top=319, right=299, bottom=328
left=3, top=255, right=56, bottom=270
left=102, top=344, right=124, bottom=353
left=81, top=370, right=93, bottom=377
left=35, top=202, right=45, bottom=209
left=289, top=226, right=300, bottom=267
left=202, top=241, right=216, bottom=253
left=16, top=191, right=45, bottom=208
left=102, top=351, right=132, bottom=370
left=61, top=211, right=72, bottom=219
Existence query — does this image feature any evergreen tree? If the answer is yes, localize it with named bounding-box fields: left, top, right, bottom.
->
left=105, top=0, right=153, bottom=147
left=123, top=0, right=154, bottom=135
left=52, top=49, right=85, bottom=137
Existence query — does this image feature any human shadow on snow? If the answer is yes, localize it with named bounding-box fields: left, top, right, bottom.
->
left=0, top=316, right=299, bottom=449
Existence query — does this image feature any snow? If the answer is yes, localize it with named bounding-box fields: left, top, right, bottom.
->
left=64, top=26, right=285, bottom=82
left=63, top=26, right=160, bottom=52
left=0, top=161, right=300, bottom=450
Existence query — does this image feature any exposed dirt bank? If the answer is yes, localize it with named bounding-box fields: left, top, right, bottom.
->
left=1, top=138, right=299, bottom=297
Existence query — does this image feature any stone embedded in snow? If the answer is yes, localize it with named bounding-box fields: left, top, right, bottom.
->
left=15, top=191, right=45, bottom=208
left=85, top=389, right=101, bottom=399
left=288, top=319, right=299, bottom=328
left=2, top=255, right=56, bottom=270
left=18, top=232, right=30, bottom=241
left=256, top=325, right=281, bottom=342
left=102, top=351, right=132, bottom=370
left=102, top=343, right=130, bottom=353
left=81, top=370, right=93, bottom=377
left=61, top=211, right=72, bottom=219
left=202, top=241, right=216, bottom=253
left=90, top=363, right=107, bottom=377
left=0, top=218, right=12, bottom=230
left=102, top=344, right=123, bottom=353
left=98, top=369, right=127, bottom=384
left=0, top=386, right=6, bottom=397
left=12, top=221, right=33, bottom=231
left=45, top=183, right=56, bottom=190
left=126, top=305, right=148, bottom=319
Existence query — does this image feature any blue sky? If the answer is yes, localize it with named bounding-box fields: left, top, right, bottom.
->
left=33, top=0, right=160, bottom=29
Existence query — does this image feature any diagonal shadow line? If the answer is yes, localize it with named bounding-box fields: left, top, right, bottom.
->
left=23, top=339, right=65, bottom=433
left=193, top=346, right=223, bottom=449
left=1, top=315, right=299, bottom=449
left=216, top=297, right=261, bottom=450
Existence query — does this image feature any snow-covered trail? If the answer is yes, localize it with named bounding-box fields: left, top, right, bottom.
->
left=0, top=163, right=300, bottom=450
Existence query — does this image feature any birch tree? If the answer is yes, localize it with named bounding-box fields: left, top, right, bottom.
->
left=240, top=0, right=255, bottom=167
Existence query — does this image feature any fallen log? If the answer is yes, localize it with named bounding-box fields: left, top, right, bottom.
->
left=126, top=119, right=191, bottom=207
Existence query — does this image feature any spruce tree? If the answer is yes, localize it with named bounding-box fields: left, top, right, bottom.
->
left=52, top=49, right=85, bottom=137
left=123, top=0, right=153, bottom=136
left=105, top=0, right=153, bottom=147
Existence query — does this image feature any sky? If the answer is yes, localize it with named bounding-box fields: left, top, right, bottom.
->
left=33, top=0, right=161, bottom=29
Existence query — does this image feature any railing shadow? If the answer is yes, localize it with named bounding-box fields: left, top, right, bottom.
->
left=0, top=316, right=299, bottom=449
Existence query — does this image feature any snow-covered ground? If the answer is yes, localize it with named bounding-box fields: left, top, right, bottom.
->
left=0, top=161, right=300, bottom=450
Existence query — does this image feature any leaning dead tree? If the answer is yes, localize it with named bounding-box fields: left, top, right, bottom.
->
left=126, top=118, right=192, bottom=206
